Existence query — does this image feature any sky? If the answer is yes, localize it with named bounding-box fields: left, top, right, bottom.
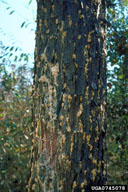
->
left=0, top=0, right=37, bottom=65
left=0, top=0, right=127, bottom=71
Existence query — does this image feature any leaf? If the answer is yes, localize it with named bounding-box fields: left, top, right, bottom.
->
left=9, top=10, right=15, bottom=15
left=6, top=122, right=10, bottom=127
left=6, top=7, right=11, bottom=10
left=1, top=170, right=6, bottom=174
left=14, top=56, right=18, bottom=62
left=5, top=46, right=9, bottom=50
left=118, top=74, right=124, bottom=79
left=21, top=22, right=25, bottom=28
left=123, top=0, right=128, bottom=6
left=0, top=113, right=3, bottom=120
left=24, top=55, right=29, bottom=61
left=10, top=47, right=14, bottom=51
left=24, top=135, right=29, bottom=140
left=28, top=0, right=32, bottom=5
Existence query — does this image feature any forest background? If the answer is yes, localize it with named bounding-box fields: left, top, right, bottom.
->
left=0, top=0, right=128, bottom=191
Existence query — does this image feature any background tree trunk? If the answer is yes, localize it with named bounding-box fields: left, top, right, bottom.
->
left=28, top=0, right=107, bottom=191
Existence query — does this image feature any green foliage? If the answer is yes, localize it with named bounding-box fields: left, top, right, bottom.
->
left=107, top=0, right=128, bottom=185
left=0, top=43, right=32, bottom=191
left=123, top=0, right=128, bottom=6
left=107, top=78, right=128, bottom=184
left=28, top=0, right=32, bottom=5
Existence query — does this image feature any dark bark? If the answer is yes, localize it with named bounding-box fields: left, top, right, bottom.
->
left=28, top=0, right=107, bottom=191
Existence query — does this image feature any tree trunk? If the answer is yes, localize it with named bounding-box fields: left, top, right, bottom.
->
left=28, top=0, right=107, bottom=191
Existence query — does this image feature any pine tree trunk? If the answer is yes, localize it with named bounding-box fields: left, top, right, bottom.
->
left=28, top=0, right=107, bottom=191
